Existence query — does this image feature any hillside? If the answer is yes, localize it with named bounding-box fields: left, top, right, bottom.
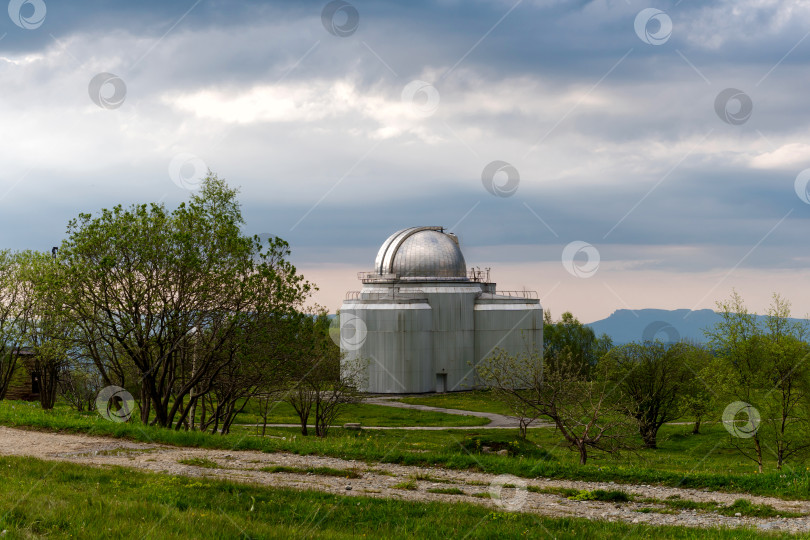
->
left=587, top=308, right=810, bottom=345
left=586, top=308, right=722, bottom=345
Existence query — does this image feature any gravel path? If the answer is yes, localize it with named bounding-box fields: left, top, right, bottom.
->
left=0, top=425, right=807, bottom=534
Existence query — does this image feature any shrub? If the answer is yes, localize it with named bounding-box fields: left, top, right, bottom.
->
left=455, top=433, right=556, bottom=460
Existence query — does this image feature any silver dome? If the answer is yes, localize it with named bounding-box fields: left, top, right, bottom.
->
left=374, top=227, right=467, bottom=279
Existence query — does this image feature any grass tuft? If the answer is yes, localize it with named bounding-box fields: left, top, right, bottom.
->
left=427, top=487, right=465, bottom=495
left=178, top=457, right=219, bottom=469
left=393, top=479, right=418, bottom=490
left=260, top=465, right=361, bottom=479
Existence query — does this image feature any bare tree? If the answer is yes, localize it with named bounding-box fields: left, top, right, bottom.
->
left=285, top=312, right=366, bottom=437
left=478, top=347, right=633, bottom=465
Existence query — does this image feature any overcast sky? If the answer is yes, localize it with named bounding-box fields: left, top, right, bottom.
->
left=1, top=0, right=809, bottom=325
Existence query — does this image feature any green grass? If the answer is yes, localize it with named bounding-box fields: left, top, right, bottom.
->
left=411, top=472, right=455, bottom=483
left=0, top=455, right=781, bottom=539
left=643, top=497, right=804, bottom=519
left=3, top=400, right=810, bottom=502
left=455, top=432, right=557, bottom=460
left=568, top=489, right=631, bottom=502
left=717, top=499, right=796, bottom=518
left=529, top=485, right=580, bottom=497
left=178, top=457, right=219, bottom=469
left=427, top=487, right=465, bottom=495
left=260, top=465, right=362, bottom=479
left=393, top=479, right=418, bottom=490
left=398, top=390, right=516, bottom=416
left=236, top=400, right=490, bottom=427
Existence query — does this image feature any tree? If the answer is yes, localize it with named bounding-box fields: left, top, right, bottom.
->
left=706, top=292, right=810, bottom=471
left=601, top=341, right=694, bottom=449
left=678, top=343, right=719, bottom=434
left=285, top=312, right=366, bottom=437
left=20, top=251, right=75, bottom=410
left=759, top=295, right=810, bottom=469
left=477, top=347, right=633, bottom=465
left=543, top=311, right=612, bottom=374
left=53, top=174, right=312, bottom=428
left=468, top=343, right=542, bottom=439
left=705, top=291, right=766, bottom=471
left=0, top=251, right=37, bottom=400
left=58, top=359, right=103, bottom=412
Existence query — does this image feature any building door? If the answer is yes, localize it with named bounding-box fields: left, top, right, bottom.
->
left=435, top=373, right=447, bottom=393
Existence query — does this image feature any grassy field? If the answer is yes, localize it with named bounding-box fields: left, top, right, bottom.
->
left=398, top=390, right=516, bottom=416
left=0, top=454, right=786, bottom=539
left=2, top=400, right=810, bottom=501
left=232, top=399, right=490, bottom=427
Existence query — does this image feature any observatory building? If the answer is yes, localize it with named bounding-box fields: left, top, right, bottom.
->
left=340, top=226, right=542, bottom=394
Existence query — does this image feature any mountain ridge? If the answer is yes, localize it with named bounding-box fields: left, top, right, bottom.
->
left=583, top=308, right=807, bottom=345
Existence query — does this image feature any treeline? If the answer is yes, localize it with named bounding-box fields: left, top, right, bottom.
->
left=479, top=295, right=810, bottom=470
left=0, top=175, right=361, bottom=436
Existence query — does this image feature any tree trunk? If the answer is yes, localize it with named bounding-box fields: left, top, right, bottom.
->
left=37, top=361, right=60, bottom=410
left=518, top=419, right=528, bottom=440
left=189, top=392, right=198, bottom=430
left=754, top=435, right=763, bottom=473
left=578, top=443, right=587, bottom=465
left=139, top=383, right=151, bottom=424
left=639, top=424, right=658, bottom=449
left=692, top=416, right=701, bottom=435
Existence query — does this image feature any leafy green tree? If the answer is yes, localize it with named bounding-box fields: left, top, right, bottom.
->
left=759, top=295, right=810, bottom=469
left=0, top=250, right=37, bottom=400
left=19, top=250, right=75, bottom=409
left=543, top=311, right=612, bottom=374
left=706, top=292, right=810, bottom=471
left=601, top=341, right=693, bottom=449
left=678, top=344, right=719, bottom=434
left=53, top=174, right=312, bottom=428
left=705, top=291, right=766, bottom=471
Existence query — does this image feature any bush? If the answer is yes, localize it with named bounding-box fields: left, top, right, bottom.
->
left=455, top=433, right=556, bottom=460
left=569, top=489, right=630, bottom=502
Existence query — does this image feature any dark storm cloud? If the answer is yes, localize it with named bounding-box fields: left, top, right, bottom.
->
left=1, top=0, right=809, bottom=281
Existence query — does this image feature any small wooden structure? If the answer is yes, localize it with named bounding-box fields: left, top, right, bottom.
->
left=4, top=349, right=40, bottom=401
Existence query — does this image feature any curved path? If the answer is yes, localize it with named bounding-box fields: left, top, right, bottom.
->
left=364, top=395, right=532, bottom=428
left=240, top=395, right=553, bottom=430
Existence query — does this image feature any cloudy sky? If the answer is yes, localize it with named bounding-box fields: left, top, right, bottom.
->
left=1, top=0, right=809, bottom=324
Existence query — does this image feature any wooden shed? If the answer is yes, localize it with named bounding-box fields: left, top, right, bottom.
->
left=4, top=349, right=41, bottom=401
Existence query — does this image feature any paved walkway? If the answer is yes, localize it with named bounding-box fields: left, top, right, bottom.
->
left=239, top=396, right=553, bottom=430
left=364, top=395, right=528, bottom=428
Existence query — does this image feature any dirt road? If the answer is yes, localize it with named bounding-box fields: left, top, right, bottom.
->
left=0, top=425, right=806, bottom=534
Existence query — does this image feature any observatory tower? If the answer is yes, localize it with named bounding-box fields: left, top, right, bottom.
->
left=340, top=226, right=542, bottom=394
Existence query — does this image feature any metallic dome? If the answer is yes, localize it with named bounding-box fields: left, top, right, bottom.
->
left=374, top=227, right=467, bottom=279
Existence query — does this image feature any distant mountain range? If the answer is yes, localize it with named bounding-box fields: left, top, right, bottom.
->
left=585, top=308, right=808, bottom=345
left=586, top=309, right=718, bottom=345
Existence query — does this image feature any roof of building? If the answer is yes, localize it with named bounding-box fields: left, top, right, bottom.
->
left=373, top=226, right=467, bottom=280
